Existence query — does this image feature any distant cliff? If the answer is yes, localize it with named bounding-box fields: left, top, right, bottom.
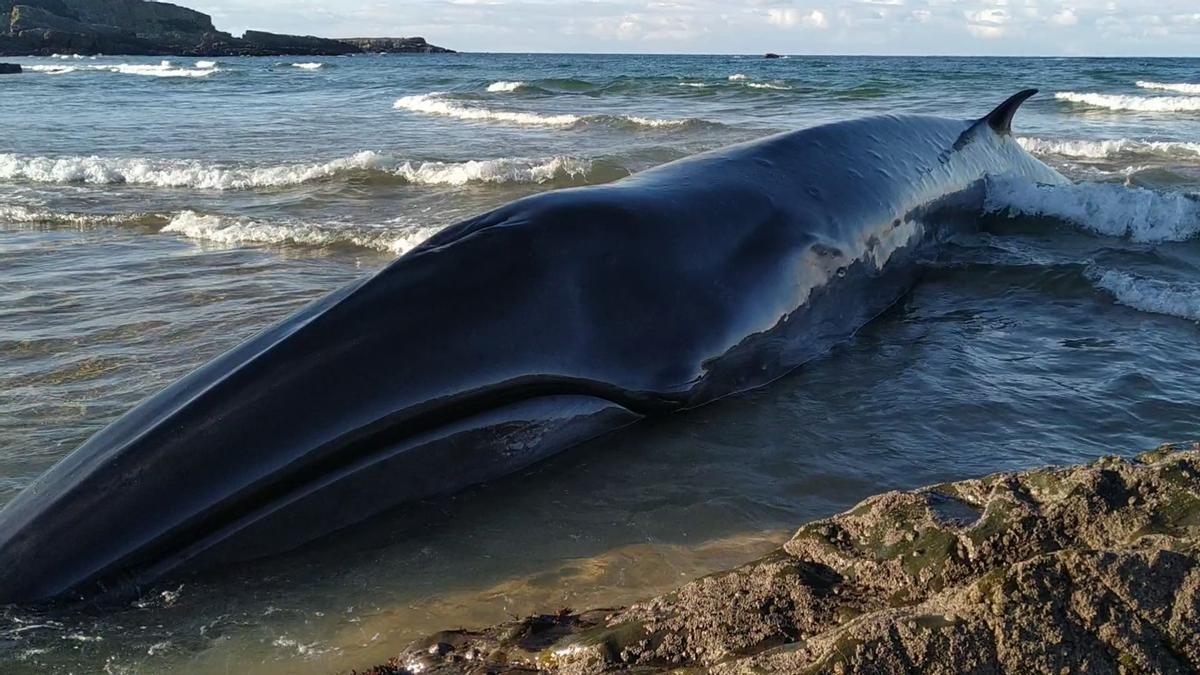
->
left=0, top=0, right=454, bottom=56
left=338, top=37, right=452, bottom=54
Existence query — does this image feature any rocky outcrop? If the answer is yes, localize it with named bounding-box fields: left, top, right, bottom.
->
left=239, top=30, right=356, bottom=56
left=360, top=443, right=1200, bottom=674
left=0, top=0, right=452, bottom=56
left=338, top=37, right=454, bottom=54
left=0, top=60, right=19, bottom=71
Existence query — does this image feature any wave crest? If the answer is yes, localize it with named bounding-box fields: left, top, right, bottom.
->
left=394, top=92, right=580, bottom=126
left=984, top=175, right=1200, bottom=242
left=486, top=81, right=525, bottom=92
left=0, top=205, right=167, bottom=228
left=1017, top=137, right=1200, bottom=159
left=27, top=60, right=218, bottom=77
left=392, top=92, right=699, bottom=129
left=161, top=211, right=439, bottom=255
left=0, top=151, right=603, bottom=190
left=1136, top=81, right=1200, bottom=95
left=1089, top=269, right=1200, bottom=322
left=1055, top=91, right=1200, bottom=112
left=394, top=156, right=596, bottom=185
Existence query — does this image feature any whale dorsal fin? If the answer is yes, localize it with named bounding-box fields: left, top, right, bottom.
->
left=983, top=89, right=1038, bottom=135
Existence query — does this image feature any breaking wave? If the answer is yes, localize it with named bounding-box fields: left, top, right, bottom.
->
left=27, top=60, right=219, bottom=78
left=984, top=175, right=1200, bottom=242
left=1055, top=92, right=1200, bottom=112
left=394, top=155, right=599, bottom=185
left=160, top=211, right=439, bottom=255
left=0, top=204, right=168, bottom=228
left=0, top=151, right=606, bottom=190
left=393, top=92, right=702, bottom=129
left=0, top=205, right=439, bottom=255
left=1088, top=269, right=1200, bottom=322
left=728, top=74, right=748, bottom=81
left=394, top=92, right=580, bottom=126
left=27, top=65, right=77, bottom=75
left=1136, top=81, right=1200, bottom=95
left=291, top=63, right=327, bottom=70
left=486, top=80, right=525, bottom=92
left=1017, top=137, right=1200, bottom=160
left=746, top=82, right=791, bottom=90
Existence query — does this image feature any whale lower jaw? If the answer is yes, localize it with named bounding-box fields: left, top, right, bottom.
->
left=8, top=389, right=654, bottom=605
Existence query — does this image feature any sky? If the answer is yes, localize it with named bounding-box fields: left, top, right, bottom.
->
left=187, top=0, right=1200, bottom=56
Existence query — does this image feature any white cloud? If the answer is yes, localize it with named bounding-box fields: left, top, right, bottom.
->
left=1051, top=8, right=1080, bottom=26
left=183, top=0, right=1200, bottom=55
left=767, top=8, right=829, bottom=29
left=965, top=7, right=1009, bottom=38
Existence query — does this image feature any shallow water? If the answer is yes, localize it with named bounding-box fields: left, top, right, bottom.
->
left=1, top=53, right=1199, bottom=673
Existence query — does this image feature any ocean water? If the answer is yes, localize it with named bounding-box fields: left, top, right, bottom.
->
left=1, top=52, right=1199, bottom=672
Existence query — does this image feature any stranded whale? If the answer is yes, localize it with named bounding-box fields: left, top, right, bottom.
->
left=0, top=90, right=1067, bottom=603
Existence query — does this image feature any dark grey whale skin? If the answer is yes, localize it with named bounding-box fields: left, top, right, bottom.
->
left=0, top=92, right=1066, bottom=603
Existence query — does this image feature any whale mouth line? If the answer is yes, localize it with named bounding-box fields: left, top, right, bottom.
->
left=81, top=375, right=682, bottom=601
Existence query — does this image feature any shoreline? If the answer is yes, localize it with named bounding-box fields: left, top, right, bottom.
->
left=353, top=442, right=1200, bottom=674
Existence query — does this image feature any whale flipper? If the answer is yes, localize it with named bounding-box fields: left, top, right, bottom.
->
left=984, top=88, right=1038, bottom=135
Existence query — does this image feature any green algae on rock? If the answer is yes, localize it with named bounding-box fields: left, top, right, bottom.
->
left=353, top=443, right=1200, bottom=674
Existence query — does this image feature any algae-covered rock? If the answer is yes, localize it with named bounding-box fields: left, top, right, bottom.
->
left=355, top=442, right=1200, bottom=674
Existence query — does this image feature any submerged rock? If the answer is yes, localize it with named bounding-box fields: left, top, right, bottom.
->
left=359, top=442, right=1200, bottom=674
left=0, top=61, right=19, bottom=73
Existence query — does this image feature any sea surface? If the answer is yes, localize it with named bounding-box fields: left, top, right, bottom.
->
left=1, top=53, right=1199, bottom=673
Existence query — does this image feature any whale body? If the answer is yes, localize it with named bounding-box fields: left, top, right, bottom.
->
left=0, top=91, right=1067, bottom=603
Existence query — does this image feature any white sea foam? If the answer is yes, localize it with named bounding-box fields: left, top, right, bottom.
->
left=161, top=211, right=439, bottom=255
left=678, top=82, right=708, bottom=88
left=0, top=151, right=596, bottom=189
left=393, top=156, right=593, bottom=185
left=984, top=175, right=1200, bottom=242
left=1055, top=91, right=1200, bottom=112
left=746, top=82, right=791, bottom=90
left=486, top=80, right=525, bottom=92
left=392, top=91, right=692, bottom=129
left=291, top=63, right=326, bottom=70
left=1136, top=81, right=1200, bottom=95
left=1017, top=137, right=1200, bottom=159
left=30, top=60, right=218, bottom=78
left=728, top=74, right=748, bottom=81
left=106, top=60, right=218, bottom=78
left=621, top=115, right=690, bottom=128
left=394, top=92, right=580, bottom=126
left=0, top=151, right=386, bottom=189
left=28, top=65, right=77, bottom=75
left=0, top=204, right=166, bottom=227
left=1089, top=269, right=1200, bottom=321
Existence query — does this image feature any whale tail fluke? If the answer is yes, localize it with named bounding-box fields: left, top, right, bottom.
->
left=984, top=89, right=1038, bottom=135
